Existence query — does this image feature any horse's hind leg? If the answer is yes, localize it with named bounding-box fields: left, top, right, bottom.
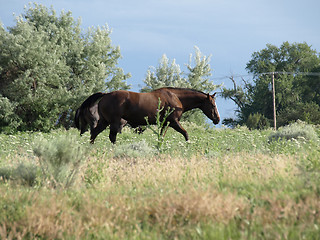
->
left=160, top=122, right=170, bottom=137
left=109, top=121, right=122, bottom=144
left=90, top=119, right=108, bottom=144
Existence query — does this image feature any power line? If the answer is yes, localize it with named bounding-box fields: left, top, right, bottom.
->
left=127, top=71, right=320, bottom=89
left=212, top=71, right=320, bottom=81
left=260, top=72, right=320, bottom=76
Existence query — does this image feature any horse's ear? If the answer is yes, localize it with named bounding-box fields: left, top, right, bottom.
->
left=207, top=93, right=210, bottom=99
left=211, top=93, right=217, bottom=98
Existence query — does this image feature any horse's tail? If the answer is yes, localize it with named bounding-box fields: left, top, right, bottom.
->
left=74, top=107, right=81, bottom=130
left=75, top=92, right=105, bottom=131
left=80, top=92, right=105, bottom=109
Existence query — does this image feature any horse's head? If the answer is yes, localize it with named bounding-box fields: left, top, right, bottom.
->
left=201, top=93, right=220, bottom=124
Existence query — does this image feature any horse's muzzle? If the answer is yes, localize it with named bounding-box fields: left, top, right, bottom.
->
left=212, top=118, right=220, bottom=125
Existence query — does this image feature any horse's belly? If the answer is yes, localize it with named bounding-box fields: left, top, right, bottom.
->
left=123, top=109, right=157, bottom=126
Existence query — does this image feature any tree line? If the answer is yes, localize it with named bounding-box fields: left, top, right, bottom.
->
left=0, top=4, right=319, bottom=132
left=221, top=42, right=320, bottom=129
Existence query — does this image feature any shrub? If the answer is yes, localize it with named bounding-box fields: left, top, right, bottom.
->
left=246, top=113, right=270, bottom=130
left=277, top=101, right=320, bottom=126
left=33, top=134, right=86, bottom=188
left=268, top=120, right=318, bottom=142
left=0, top=163, right=38, bottom=186
left=0, top=166, right=12, bottom=182
left=114, top=140, right=155, bottom=158
left=14, top=163, right=38, bottom=186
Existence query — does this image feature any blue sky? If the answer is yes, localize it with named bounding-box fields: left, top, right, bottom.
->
left=1, top=0, right=320, bottom=123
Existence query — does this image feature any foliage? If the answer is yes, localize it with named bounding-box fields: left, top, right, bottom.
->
left=221, top=42, right=320, bottom=127
left=141, top=47, right=220, bottom=125
left=0, top=3, right=130, bottom=132
left=141, top=47, right=217, bottom=93
left=0, top=162, right=37, bottom=186
left=0, top=95, right=20, bottom=133
left=277, top=101, right=320, bottom=126
left=141, top=54, right=186, bottom=92
left=246, top=112, right=270, bottom=130
left=33, top=133, right=86, bottom=188
left=268, top=120, right=319, bottom=142
left=113, top=140, right=155, bottom=158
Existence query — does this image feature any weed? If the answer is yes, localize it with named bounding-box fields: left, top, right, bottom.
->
left=145, top=98, right=174, bottom=152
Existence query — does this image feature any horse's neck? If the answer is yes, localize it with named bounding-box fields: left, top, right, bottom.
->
left=172, top=90, right=205, bottom=112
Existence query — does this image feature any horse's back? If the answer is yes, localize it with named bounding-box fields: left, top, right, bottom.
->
left=127, top=89, right=181, bottom=114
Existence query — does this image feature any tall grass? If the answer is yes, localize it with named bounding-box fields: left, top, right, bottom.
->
left=0, top=122, right=319, bottom=239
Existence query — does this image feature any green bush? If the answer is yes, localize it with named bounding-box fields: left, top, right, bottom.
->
left=0, top=163, right=38, bottom=186
left=0, top=96, right=21, bottom=133
left=0, top=166, right=12, bottom=182
left=114, top=140, right=155, bottom=158
left=33, top=134, right=86, bottom=188
left=268, top=120, right=319, bottom=142
left=14, top=163, right=38, bottom=186
left=277, top=101, right=320, bottom=126
left=246, top=113, right=270, bottom=130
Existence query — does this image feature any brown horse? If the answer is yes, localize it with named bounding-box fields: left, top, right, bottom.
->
left=90, top=87, right=220, bottom=144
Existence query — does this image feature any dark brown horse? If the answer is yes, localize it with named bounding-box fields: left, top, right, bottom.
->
left=90, top=87, right=220, bottom=144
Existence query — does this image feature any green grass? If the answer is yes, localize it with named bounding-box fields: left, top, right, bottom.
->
left=0, top=122, right=319, bottom=239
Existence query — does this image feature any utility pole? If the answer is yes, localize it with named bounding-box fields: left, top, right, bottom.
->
left=272, top=72, right=276, bottom=130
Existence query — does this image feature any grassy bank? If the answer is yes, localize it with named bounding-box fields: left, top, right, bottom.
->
left=0, top=122, right=319, bottom=239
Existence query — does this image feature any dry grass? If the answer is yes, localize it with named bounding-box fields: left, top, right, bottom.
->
left=143, top=190, right=247, bottom=227
left=253, top=193, right=320, bottom=225
left=0, top=187, right=247, bottom=239
left=2, top=189, right=319, bottom=239
left=86, top=153, right=299, bottom=192
left=1, top=152, right=311, bottom=239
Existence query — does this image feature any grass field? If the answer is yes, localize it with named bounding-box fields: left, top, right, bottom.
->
left=0, top=121, right=319, bottom=239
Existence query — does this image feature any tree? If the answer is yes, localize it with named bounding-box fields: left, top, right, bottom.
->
left=141, top=47, right=219, bottom=125
left=185, top=46, right=217, bottom=93
left=221, top=42, right=320, bottom=128
left=141, top=47, right=217, bottom=92
left=141, top=54, right=187, bottom=92
left=0, top=3, right=130, bottom=132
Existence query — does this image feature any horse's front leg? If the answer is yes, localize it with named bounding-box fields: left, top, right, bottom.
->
left=169, top=120, right=189, bottom=141
left=160, top=121, right=170, bottom=138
